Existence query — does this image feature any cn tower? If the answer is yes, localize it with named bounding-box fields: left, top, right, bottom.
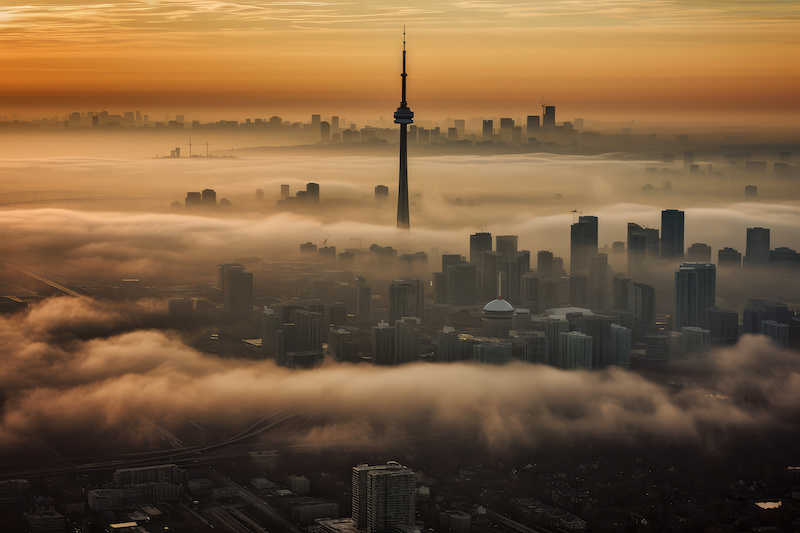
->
left=394, top=30, right=413, bottom=229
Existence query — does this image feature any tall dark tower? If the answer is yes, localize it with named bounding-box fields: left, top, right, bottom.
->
left=394, top=30, right=414, bottom=229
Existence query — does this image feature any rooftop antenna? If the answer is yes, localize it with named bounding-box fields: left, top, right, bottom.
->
left=185, top=137, right=193, bottom=157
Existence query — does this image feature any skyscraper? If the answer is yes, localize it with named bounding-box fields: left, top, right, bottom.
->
left=394, top=32, right=414, bottom=229
left=389, top=279, right=423, bottom=324
left=469, top=232, right=492, bottom=264
left=745, top=227, right=770, bottom=264
left=627, top=223, right=660, bottom=275
left=661, top=209, right=684, bottom=259
left=570, top=215, right=598, bottom=275
left=674, top=263, right=716, bottom=330
left=218, top=263, right=253, bottom=312
left=352, top=463, right=415, bottom=533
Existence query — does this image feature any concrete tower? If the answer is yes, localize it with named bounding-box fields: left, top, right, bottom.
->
left=394, top=30, right=414, bottom=229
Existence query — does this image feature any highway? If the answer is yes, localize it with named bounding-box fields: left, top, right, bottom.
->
left=0, top=406, right=311, bottom=480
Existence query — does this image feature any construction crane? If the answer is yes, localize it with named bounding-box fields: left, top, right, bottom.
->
left=204, top=140, right=216, bottom=157
left=321, top=233, right=332, bottom=247
left=185, top=137, right=193, bottom=157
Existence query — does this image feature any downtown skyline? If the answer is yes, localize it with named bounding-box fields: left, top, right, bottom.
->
left=0, top=1, right=799, bottom=125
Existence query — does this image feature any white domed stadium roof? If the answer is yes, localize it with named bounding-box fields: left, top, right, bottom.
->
left=483, top=298, right=514, bottom=314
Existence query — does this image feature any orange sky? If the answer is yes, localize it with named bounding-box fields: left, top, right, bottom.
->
left=1, top=1, right=799, bottom=123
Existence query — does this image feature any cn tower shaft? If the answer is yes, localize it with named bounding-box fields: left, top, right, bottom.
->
left=394, top=35, right=413, bottom=229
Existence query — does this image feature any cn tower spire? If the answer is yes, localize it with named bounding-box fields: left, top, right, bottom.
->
left=394, top=27, right=413, bottom=229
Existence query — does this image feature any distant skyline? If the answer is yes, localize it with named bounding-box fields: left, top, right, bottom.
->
left=1, top=1, right=799, bottom=124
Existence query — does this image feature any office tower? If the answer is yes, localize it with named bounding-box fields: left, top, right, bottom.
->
left=300, top=242, right=317, bottom=254
left=687, top=243, right=712, bottom=262
left=374, top=185, right=389, bottom=200
left=499, top=258, right=520, bottom=304
left=372, top=322, right=395, bottom=365
left=454, top=119, right=465, bottom=137
left=682, top=327, right=711, bottom=357
left=352, top=463, right=415, bottom=533
left=311, top=114, right=321, bottom=130
left=543, top=106, right=555, bottom=129
left=395, top=316, right=421, bottom=363
left=627, top=223, right=660, bottom=275
left=718, top=247, right=742, bottom=267
left=389, top=279, right=423, bottom=324
left=613, top=277, right=632, bottom=311
left=331, top=115, right=339, bottom=132
left=305, top=182, right=320, bottom=203
left=558, top=331, right=592, bottom=369
left=661, top=209, right=684, bottom=259
left=526, top=115, right=540, bottom=135
left=394, top=34, right=414, bottom=229
left=683, top=151, right=694, bottom=166
left=481, top=251, right=503, bottom=300
left=633, top=282, right=656, bottom=332
left=330, top=328, right=355, bottom=362
left=674, top=263, right=716, bottom=330
left=218, top=263, right=253, bottom=312
left=570, top=215, right=598, bottom=275
left=473, top=340, right=513, bottom=364
left=482, top=120, right=493, bottom=141
left=280, top=184, right=290, bottom=200
left=470, top=232, right=492, bottom=264
left=745, top=227, right=770, bottom=264
left=495, top=235, right=518, bottom=259
left=261, top=307, right=280, bottom=358
left=292, top=309, right=324, bottom=351
left=320, top=121, right=330, bottom=142
left=537, top=250, right=554, bottom=279
left=201, top=188, right=216, bottom=207
left=610, top=323, right=632, bottom=365
left=708, top=309, right=738, bottom=345
left=185, top=191, right=202, bottom=208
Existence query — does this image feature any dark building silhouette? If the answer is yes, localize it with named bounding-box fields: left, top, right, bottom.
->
left=543, top=106, right=556, bottom=129
left=482, top=120, right=493, bottom=142
left=628, top=223, right=659, bottom=275
left=374, top=184, right=389, bottom=200
left=718, top=247, right=742, bottom=267
left=218, top=263, right=254, bottom=312
left=570, top=215, right=598, bottom=275
left=305, top=182, right=320, bottom=203
left=201, top=188, right=216, bottom=207
left=745, top=227, right=770, bottom=264
left=495, top=235, right=518, bottom=259
left=469, top=232, right=492, bottom=264
left=526, top=115, right=540, bottom=135
left=185, top=191, right=202, bottom=208
left=537, top=250, right=555, bottom=279
left=674, top=263, right=716, bottom=330
left=687, top=243, right=712, bottom=262
left=394, top=34, right=414, bottom=229
left=660, top=209, right=684, bottom=259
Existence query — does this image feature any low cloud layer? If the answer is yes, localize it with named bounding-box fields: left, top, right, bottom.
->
left=0, top=297, right=798, bottom=458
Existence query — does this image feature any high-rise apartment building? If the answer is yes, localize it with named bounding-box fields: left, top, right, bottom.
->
left=352, top=463, right=415, bottom=533
left=469, top=232, right=492, bottom=264
left=388, top=279, right=423, bottom=324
